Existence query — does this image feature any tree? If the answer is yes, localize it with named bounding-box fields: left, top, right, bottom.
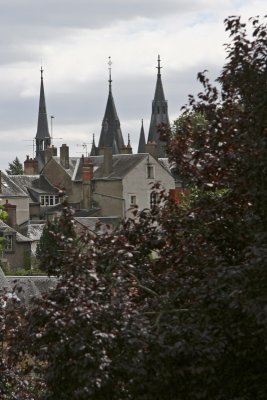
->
left=36, top=202, right=77, bottom=276
left=5, top=156, right=23, bottom=175
left=5, top=15, right=267, bottom=399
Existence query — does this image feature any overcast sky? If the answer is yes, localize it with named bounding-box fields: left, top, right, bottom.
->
left=0, top=0, right=265, bottom=171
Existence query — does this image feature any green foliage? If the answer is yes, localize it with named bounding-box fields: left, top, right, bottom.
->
left=36, top=202, right=77, bottom=276
left=0, top=205, right=8, bottom=222
left=5, top=156, right=23, bottom=175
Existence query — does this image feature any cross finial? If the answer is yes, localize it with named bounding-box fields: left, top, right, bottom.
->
left=108, top=56, right=112, bottom=89
left=157, top=55, right=162, bottom=75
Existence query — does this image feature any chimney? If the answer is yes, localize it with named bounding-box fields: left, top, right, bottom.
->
left=145, top=141, right=158, bottom=159
left=0, top=170, right=2, bottom=194
left=60, top=144, right=69, bottom=169
left=24, top=155, right=38, bottom=175
left=120, top=145, right=132, bottom=155
left=4, top=200, right=17, bottom=228
left=82, top=158, right=93, bottom=209
left=100, top=147, right=113, bottom=176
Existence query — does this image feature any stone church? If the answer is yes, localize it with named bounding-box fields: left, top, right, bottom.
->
left=21, top=55, right=176, bottom=219
left=0, top=56, right=180, bottom=270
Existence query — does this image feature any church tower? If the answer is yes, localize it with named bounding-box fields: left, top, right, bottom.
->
left=97, top=57, right=125, bottom=154
left=35, top=68, right=51, bottom=169
left=147, top=55, right=170, bottom=158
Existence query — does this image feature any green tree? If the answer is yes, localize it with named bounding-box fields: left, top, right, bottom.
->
left=5, top=156, right=23, bottom=175
left=5, top=15, right=267, bottom=400
left=36, top=202, right=77, bottom=276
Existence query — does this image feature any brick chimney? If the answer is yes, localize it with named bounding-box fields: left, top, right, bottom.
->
left=120, top=145, right=132, bottom=155
left=82, top=157, right=93, bottom=209
left=60, top=144, right=69, bottom=169
left=145, top=141, right=158, bottom=159
left=3, top=200, right=17, bottom=228
left=24, top=155, right=38, bottom=175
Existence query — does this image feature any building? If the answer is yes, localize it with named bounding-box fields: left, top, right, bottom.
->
left=0, top=219, right=32, bottom=271
left=22, top=55, right=175, bottom=219
left=41, top=145, right=174, bottom=218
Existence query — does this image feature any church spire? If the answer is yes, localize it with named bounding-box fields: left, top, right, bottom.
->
left=97, top=57, right=125, bottom=153
left=138, top=119, right=146, bottom=153
left=35, top=67, right=51, bottom=158
left=147, top=55, right=170, bottom=157
left=108, top=56, right=112, bottom=92
left=90, top=133, right=98, bottom=156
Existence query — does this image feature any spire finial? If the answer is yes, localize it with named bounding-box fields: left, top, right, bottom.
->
left=157, top=55, right=162, bottom=75
left=92, top=133, right=95, bottom=144
left=40, top=66, right=44, bottom=79
left=108, top=56, right=112, bottom=90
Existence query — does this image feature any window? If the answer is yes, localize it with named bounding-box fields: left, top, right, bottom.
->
left=150, top=192, right=159, bottom=208
left=40, top=195, right=60, bottom=206
left=147, top=165, right=154, bottom=179
left=5, top=234, right=13, bottom=251
left=130, top=195, right=137, bottom=206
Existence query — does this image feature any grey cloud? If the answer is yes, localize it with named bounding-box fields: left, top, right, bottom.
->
left=1, top=0, right=202, bottom=30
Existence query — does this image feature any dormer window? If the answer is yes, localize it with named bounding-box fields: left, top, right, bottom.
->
left=40, top=195, right=60, bottom=206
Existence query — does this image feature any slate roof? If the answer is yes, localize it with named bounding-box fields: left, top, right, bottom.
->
left=36, top=69, right=51, bottom=141
left=5, top=274, right=57, bottom=306
left=97, top=82, right=125, bottom=153
left=8, top=174, right=59, bottom=203
left=52, top=153, right=148, bottom=181
left=23, top=223, right=44, bottom=241
left=0, top=172, right=29, bottom=197
left=138, top=119, right=146, bottom=154
left=147, top=56, right=170, bottom=158
left=0, top=220, right=32, bottom=243
left=74, top=216, right=121, bottom=234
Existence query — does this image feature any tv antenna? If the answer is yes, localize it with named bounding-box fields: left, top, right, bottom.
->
left=76, top=142, right=91, bottom=157
left=23, top=139, right=35, bottom=158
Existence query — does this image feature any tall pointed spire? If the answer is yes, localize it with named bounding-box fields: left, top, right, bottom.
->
left=97, top=57, right=125, bottom=153
left=35, top=67, right=51, bottom=157
left=90, top=133, right=98, bottom=156
left=147, top=55, right=170, bottom=157
left=108, top=56, right=112, bottom=92
left=138, top=119, right=146, bottom=153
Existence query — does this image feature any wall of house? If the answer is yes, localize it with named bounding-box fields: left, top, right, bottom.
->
left=122, top=156, right=175, bottom=218
left=4, top=241, right=31, bottom=271
left=93, top=180, right=124, bottom=217
left=0, top=197, right=30, bottom=226
left=42, top=159, right=82, bottom=206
